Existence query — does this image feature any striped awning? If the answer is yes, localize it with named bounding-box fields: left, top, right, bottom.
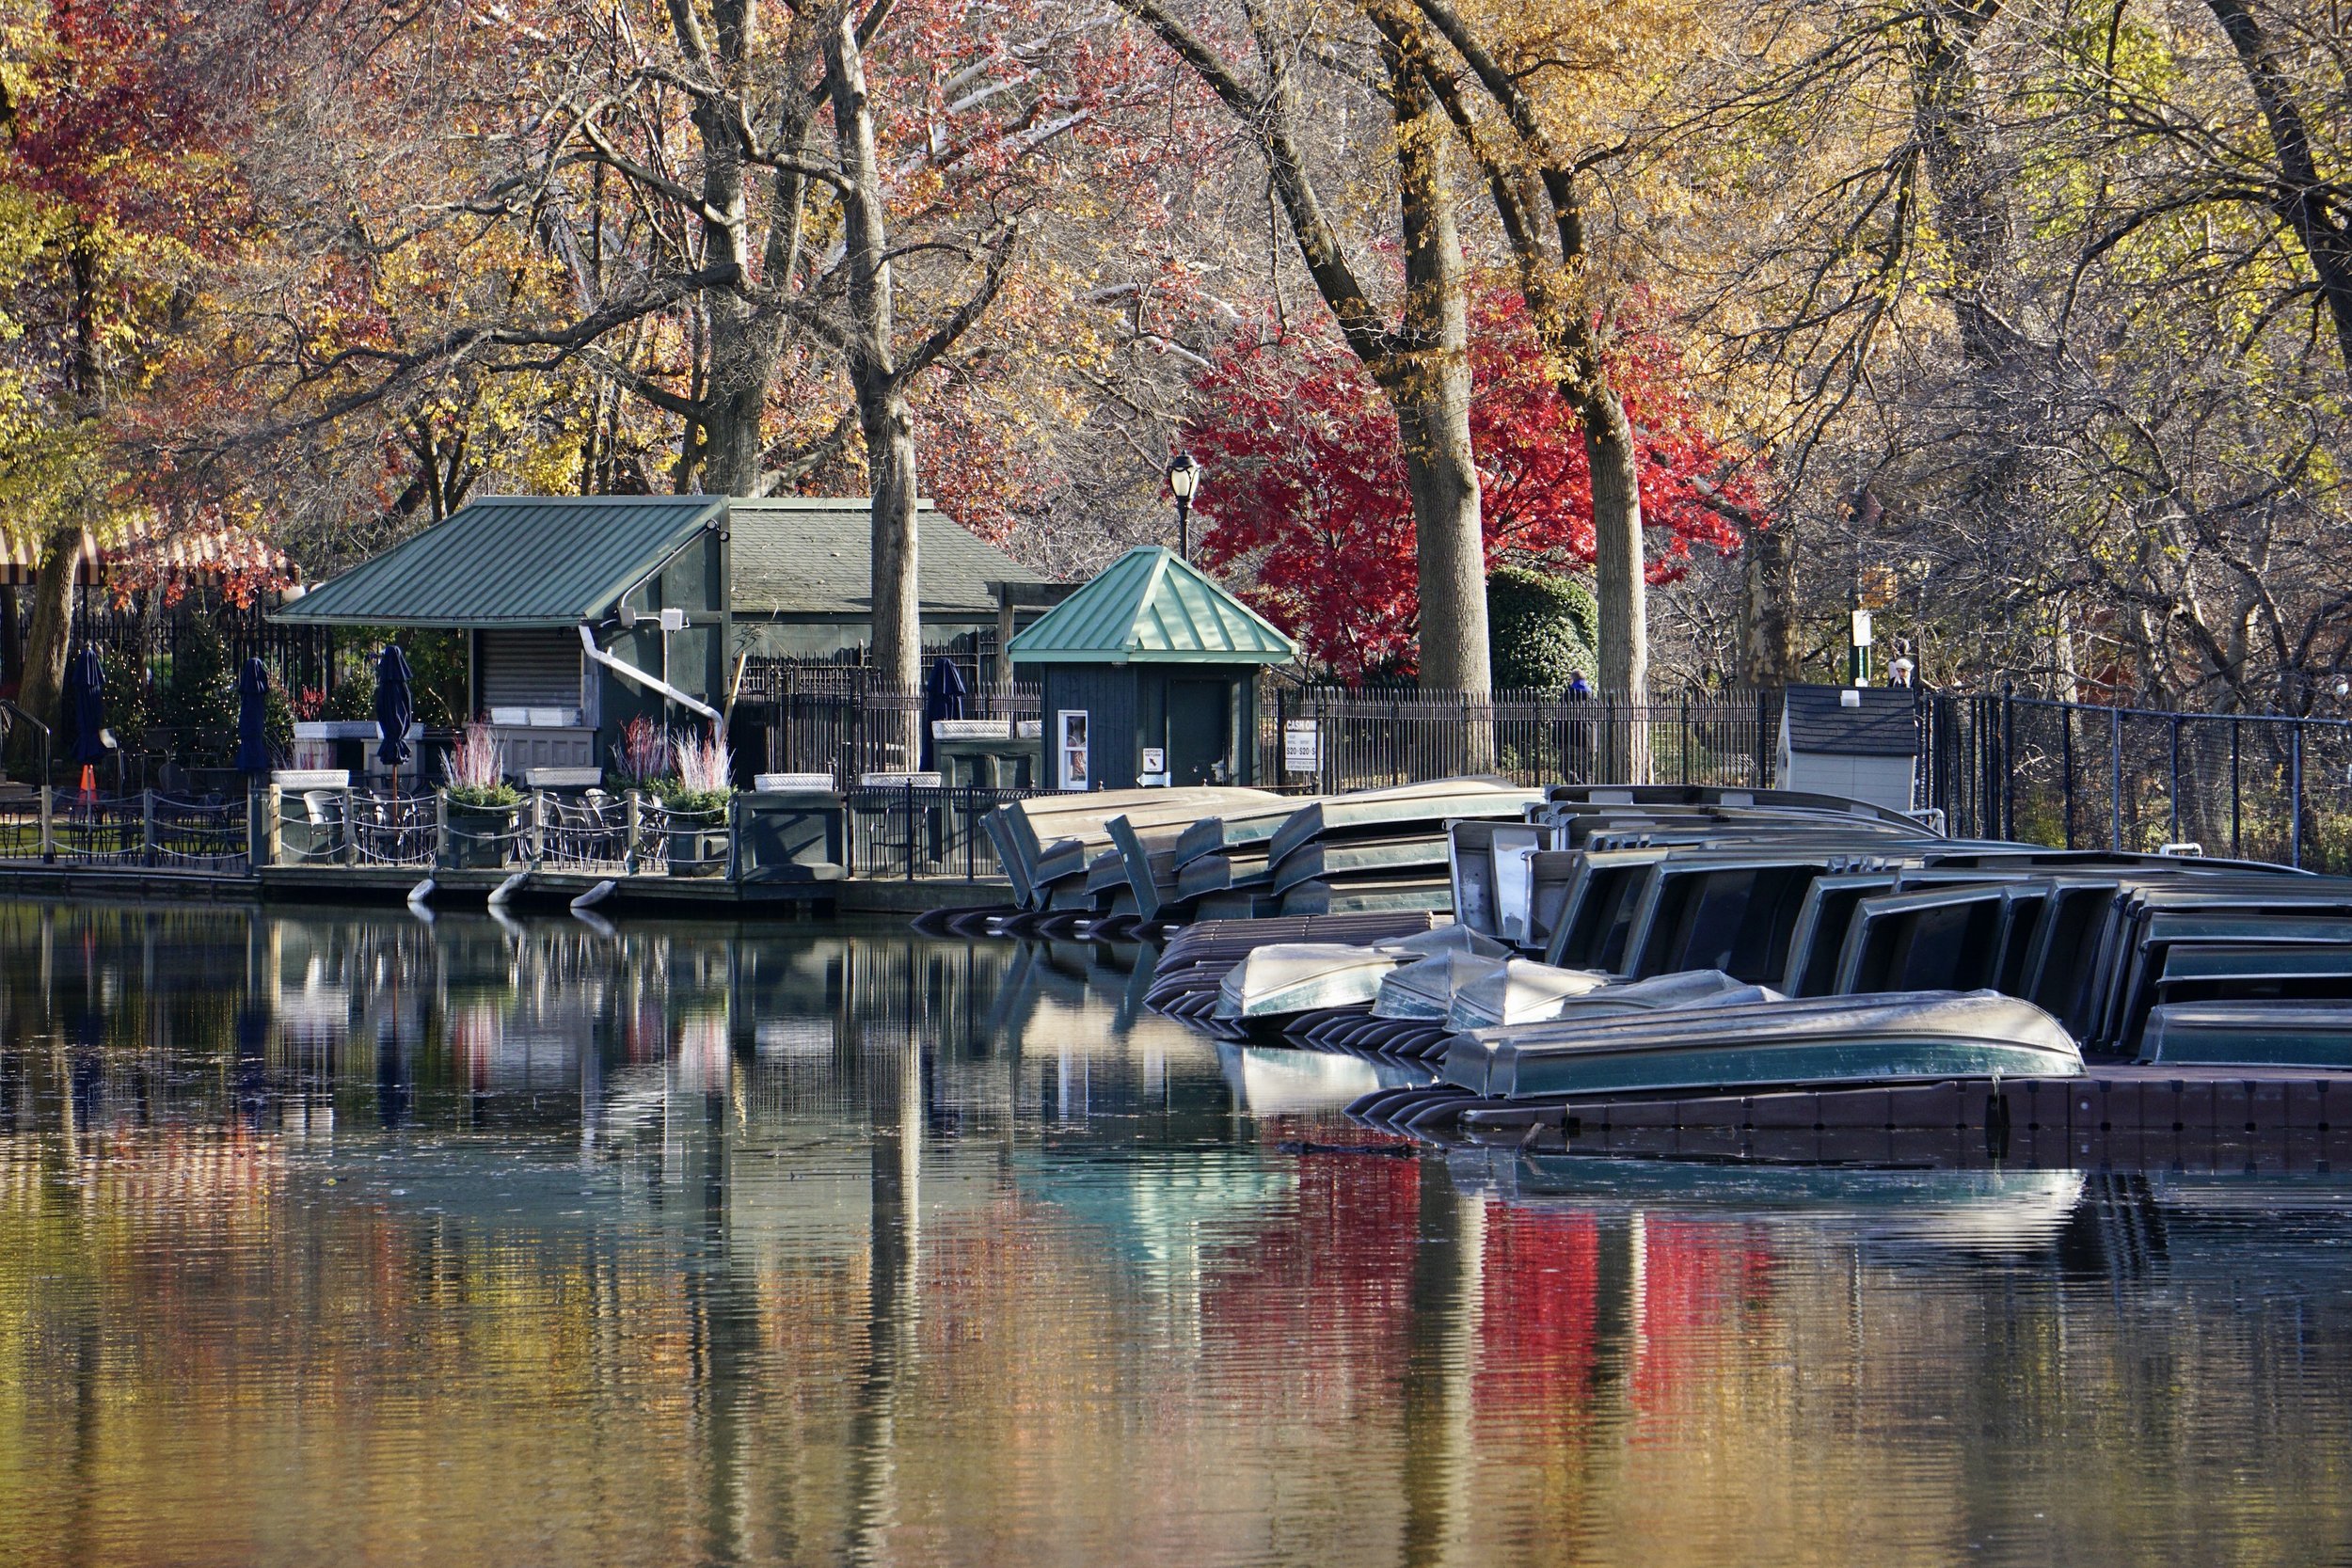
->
left=0, top=520, right=294, bottom=589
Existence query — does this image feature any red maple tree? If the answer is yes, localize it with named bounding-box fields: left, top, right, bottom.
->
left=1184, top=285, right=1763, bottom=681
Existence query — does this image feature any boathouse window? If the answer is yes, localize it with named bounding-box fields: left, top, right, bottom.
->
left=1058, top=711, right=1089, bottom=790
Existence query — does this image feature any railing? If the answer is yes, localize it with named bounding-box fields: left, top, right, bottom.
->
left=1270, top=687, right=1774, bottom=794
left=744, top=669, right=1041, bottom=788
left=0, top=787, right=255, bottom=868
left=1959, top=688, right=2352, bottom=871
left=846, top=783, right=1035, bottom=880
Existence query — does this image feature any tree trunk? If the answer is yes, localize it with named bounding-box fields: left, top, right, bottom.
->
left=1583, top=391, right=1648, bottom=700
left=1907, top=1, right=2016, bottom=372
left=1739, top=517, right=1801, bottom=688
left=698, top=340, right=772, bottom=499
left=2205, top=0, right=2352, bottom=378
left=1582, top=391, right=1648, bottom=781
left=864, top=388, right=922, bottom=697
left=14, top=526, right=84, bottom=778
left=1386, top=47, right=1489, bottom=700
left=829, top=13, right=923, bottom=752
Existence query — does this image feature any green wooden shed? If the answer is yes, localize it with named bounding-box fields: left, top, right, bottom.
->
left=274, top=494, right=1053, bottom=780
left=1006, top=546, right=1296, bottom=790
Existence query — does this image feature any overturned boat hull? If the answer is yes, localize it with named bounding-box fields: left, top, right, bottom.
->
left=1445, top=991, right=2083, bottom=1100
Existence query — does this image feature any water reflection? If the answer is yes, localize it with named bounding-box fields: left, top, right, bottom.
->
left=1, top=902, right=2351, bottom=1566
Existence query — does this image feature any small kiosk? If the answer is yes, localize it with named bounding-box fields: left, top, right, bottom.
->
left=1007, top=546, right=1296, bottom=790
left=1776, top=684, right=1921, bottom=813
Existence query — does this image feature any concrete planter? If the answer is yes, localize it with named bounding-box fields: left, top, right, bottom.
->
left=443, top=800, right=517, bottom=869
left=666, top=824, right=729, bottom=878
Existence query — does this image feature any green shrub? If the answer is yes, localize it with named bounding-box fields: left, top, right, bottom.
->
left=164, top=619, right=237, bottom=763
left=1487, top=566, right=1598, bottom=693
left=97, top=648, right=157, bottom=757
left=322, top=678, right=374, bottom=722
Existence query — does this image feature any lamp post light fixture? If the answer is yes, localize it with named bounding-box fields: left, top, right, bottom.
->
left=1167, top=451, right=1202, bottom=561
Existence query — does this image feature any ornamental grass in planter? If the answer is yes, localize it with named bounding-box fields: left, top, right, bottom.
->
left=658, top=731, right=734, bottom=878
left=440, top=722, right=520, bottom=869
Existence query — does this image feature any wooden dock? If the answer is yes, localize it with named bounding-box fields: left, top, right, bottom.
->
left=0, top=859, right=1009, bottom=917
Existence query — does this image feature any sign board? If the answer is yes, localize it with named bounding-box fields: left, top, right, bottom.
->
left=1140, top=747, right=1166, bottom=774
left=1283, top=719, right=1321, bottom=773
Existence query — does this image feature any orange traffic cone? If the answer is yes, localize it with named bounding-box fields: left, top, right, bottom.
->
left=77, top=765, right=94, bottom=800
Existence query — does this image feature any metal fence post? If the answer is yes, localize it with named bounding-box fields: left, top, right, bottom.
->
left=2000, top=681, right=2016, bottom=842
left=1755, top=689, right=1770, bottom=787
left=38, top=784, right=52, bottom=863
left=2168, top=715, right=2182, bottom=846
left=2059, top=704, right=2076, bottom=849
left=141, top=788, right=155, bottom=866
left=2292, top=720, right=2305, bottom=868
left=904, top=777, right=916, bottom=882
left=433, top=788, right=447, bottom=870
left=340, top=785, right=358, bottom=866
left=1679, top=695, right=1691, bottom=786
left=531, top=787, right=546, bottom=866
left=964, top=781, right=977, bottom=879
left=2109, top=705, right=2123, bottom=852
left=624, top=789, right=642, bottom=874
left=2231, top=719, right=2242, bottom=858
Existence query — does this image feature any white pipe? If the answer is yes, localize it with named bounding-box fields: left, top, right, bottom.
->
left=579, top=624, right=719, bottom=721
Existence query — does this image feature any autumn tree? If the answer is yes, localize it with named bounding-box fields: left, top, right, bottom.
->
left=1111, top=0, right=1495, bottom=695
left=1186, top=284, right=1746, bottom=679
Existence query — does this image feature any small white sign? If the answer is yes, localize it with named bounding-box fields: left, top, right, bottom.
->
left=1140, top=747, right=1166, bottom=773
left=1283, top=719, right=1321, bottom=772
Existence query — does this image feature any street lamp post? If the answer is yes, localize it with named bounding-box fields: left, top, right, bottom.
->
left=1167, top=451, right=1201, bottom=561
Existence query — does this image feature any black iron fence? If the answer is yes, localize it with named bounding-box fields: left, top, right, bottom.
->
left=845, top=783, right=1034, bottom=880
left=740, top=663, right=1040, bottom=788
left=1956, top=689, right=2352, bottom=871
left=1268, top=686, right=1774, bottom=794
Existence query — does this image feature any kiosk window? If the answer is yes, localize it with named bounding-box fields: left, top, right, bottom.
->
left=1058, top=711, right=1089, bottom=790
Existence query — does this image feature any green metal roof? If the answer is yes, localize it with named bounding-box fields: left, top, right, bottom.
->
left=1007, top=546, right=1297, bottom=666
left=275, top=495, right=723, bottom=627
left=730, top=498, right=1046, bottom=619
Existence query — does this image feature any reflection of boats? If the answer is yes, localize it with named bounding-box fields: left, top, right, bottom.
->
left=1462, top=1148, right=2089, bottom=1250
left=1215, top=1043, right=1420, bottom=1115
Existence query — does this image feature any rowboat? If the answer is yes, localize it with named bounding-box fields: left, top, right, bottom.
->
left=1444, top=958, right=1612, bottom=1029
left=1443, top=990, right=2083, bottom=1100
left=1215, top=942, right=1404, bottom=1020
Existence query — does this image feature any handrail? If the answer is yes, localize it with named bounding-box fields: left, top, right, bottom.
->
left=0, top=698, right=49, bottom=783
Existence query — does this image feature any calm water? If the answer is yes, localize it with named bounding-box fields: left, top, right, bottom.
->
left=2, top=905, right=2351, bottom=1567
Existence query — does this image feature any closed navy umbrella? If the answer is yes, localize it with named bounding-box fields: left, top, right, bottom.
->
left=373, top=644, right=414, bottom=787
left=233, top=657, right=272, bottom=776
left=919, top=656, right=967, bottom=771
left=63, top=645, right=105, bottom=767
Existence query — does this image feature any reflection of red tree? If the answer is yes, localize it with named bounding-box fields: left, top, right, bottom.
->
left=1476, top=1203, right=1599, bottom=1417
left=1198, top=1152, right=1423, bottom=1407
left=1631, top=1219, right=1775, bottom=1418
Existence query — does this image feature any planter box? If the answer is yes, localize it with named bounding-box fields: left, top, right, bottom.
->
left=443, top=801, right=517, bottom=869
left=667, top=824, right=729, bottom=878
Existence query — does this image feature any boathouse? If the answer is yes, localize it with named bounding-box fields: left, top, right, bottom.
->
left=1007, top=546, right=1296, bottom=790
left=275, top=495, right=1051, bottom=777
left=1775, top=683, right=1921, bottom=812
